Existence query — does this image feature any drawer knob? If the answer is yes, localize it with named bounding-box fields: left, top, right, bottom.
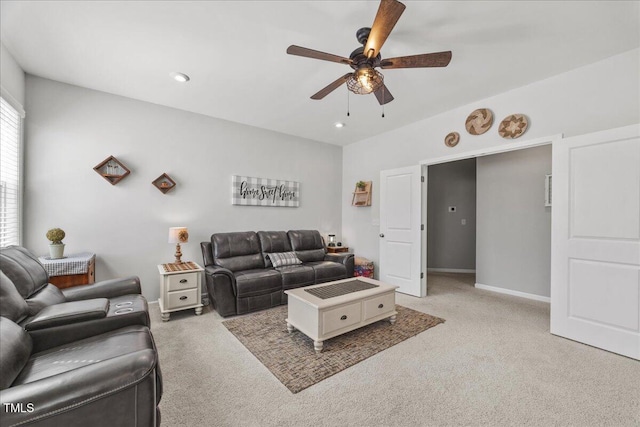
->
left=179, top=279, right=188, bottom=283
left=179, top=296, right=188, bottom=300
left=378, top=303, right=384, bottom=309
left=340, top=315, right=347, bottom=320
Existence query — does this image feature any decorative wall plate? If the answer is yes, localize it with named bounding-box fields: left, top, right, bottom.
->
left=444, top=132, right=460, bottom=147
left=498, top=114, right=529, bottom=139
left=465, top=108, right=493, bottom=135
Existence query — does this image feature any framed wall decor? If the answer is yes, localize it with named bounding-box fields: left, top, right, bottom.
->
left=93, top=155, right=130, bottom=185
left=232, top=175, right=299, bottom=207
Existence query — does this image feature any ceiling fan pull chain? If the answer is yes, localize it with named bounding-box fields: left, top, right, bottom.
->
left=347, top=89, right=350, bottom=117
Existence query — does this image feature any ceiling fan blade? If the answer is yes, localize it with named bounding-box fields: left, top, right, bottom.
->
left=364, top=0, right=406, bottom=59
left=287, top=45, right=353, bottom=65
left=380, top=51, right=452, bottom=69
left=311, top=73, right=352, bottom=100
left=374, top=84, right=394, bottom=105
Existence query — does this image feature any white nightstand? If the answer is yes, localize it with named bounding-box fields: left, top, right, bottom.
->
left=157, top=262, right=204, bottom=322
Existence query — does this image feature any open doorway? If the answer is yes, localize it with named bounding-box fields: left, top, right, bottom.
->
left=426, top=144, right=552, bottom=302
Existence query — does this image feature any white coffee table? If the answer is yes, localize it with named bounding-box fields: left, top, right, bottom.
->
left=285, top=277, right=398, bottom=353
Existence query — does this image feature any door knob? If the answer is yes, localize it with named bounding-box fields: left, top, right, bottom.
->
left=379, top=233, right=385, bottom=238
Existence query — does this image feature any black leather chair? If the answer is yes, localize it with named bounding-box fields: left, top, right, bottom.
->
left=0, top=316, right=162, bottom=426
left=0, top=246, right=149, bottom=352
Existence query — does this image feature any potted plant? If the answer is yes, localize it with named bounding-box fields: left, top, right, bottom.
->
left=356, top=181, right=367, bottom=191
left=46, top=228, right=66, bottom=259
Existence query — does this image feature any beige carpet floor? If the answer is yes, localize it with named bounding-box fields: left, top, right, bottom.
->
left=150, top=273, right=640, bottom=426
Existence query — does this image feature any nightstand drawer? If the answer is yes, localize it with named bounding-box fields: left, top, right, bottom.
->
left=363, top=292, right=395, bottom=321
left=322, top=302, right=361, bottom=335
left=167, top=288, right=198, bottom=309
left=168, top=272, right=198, bottom=291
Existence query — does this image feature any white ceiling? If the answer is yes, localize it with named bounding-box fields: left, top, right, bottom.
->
left=1, top=1, right=638, bottom=146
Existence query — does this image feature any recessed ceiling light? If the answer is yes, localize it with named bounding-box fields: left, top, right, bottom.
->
left=335, top=122, right=345, bottom=128
left=170, top=72, right=190, bottom=83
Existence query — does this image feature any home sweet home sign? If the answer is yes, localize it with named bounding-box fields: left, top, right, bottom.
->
left=232, top=175, right=299, bottom=207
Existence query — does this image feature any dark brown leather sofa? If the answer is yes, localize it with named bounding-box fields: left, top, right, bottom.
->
left=0, top=245, right=162, bottom=426
left=201, top=230, right=354, bottom=317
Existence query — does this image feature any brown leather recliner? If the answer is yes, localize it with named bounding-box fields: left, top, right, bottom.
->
left=0, top=246, right=149, bottom=352
left=201, top=230, right=354, bottom=317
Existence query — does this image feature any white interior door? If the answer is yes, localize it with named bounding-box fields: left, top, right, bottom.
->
left=379, top=165, right=425, bottom=297
left=551, top=124, right=640, bottom=360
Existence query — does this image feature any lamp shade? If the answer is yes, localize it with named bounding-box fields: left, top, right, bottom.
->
left=168, top=227, right=189, bottom=244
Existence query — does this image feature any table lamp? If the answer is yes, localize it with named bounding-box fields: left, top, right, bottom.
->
left=168, top=227, right=189, bottom=264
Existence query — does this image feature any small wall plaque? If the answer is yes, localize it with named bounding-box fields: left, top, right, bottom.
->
left=152, top=173, right=176, bottom=194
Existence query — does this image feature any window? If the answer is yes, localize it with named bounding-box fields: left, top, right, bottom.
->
left=0, top=95, right=22, bottom=247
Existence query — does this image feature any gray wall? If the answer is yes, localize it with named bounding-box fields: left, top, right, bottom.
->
left=476, top=145, right=552, bottom=297
left=24, top=76, right=343, bottom=301
left=427, top=158, right=476, bottom=271
left=1, top=42, right=25, bottom=106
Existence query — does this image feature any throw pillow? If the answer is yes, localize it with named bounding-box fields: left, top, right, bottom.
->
left=268, top=252, right=302, bottom=268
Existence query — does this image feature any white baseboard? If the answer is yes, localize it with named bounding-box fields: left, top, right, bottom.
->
left=148, top=300, right=159, bottom=305
left=427, top=268, right=476, bottom=274
left=474, top=283, right=550, bottom=303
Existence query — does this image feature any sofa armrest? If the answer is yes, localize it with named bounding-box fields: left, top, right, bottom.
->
left=23, top=299, right=109, bottom=331
left=0, top=349, right=158, bottom=427
left=325, top=253, right=355, bottom=277
left=62, top=276, right=141, bottom=301
left=204, top=266, right=238, bottom=317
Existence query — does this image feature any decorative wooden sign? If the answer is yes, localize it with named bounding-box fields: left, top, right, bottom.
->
left=444, top=132, right=460, bottom=147
left=498, top=114, right=529, bottom=139
left=465, top=108, right=493, bottom=135
left=232, top=175, right=299, bottom=207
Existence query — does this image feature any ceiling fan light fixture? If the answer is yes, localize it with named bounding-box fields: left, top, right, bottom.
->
left=347, top=67, right=384, bottom=95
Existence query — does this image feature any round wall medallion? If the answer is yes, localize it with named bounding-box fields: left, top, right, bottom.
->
left=444, top=132, right=460, bottom=147
left=465, top=108, right=493, bottom=135
left=498, top=114, right=529, bottom=139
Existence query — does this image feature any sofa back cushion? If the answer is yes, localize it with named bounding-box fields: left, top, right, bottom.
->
left=287, top=230, right=326, bottom=263
left=211, top=232, right=265, bottom=272
left=0, top=246, right=49, bottom=299
left=0, top=316, right=33, bottom=390
left=257, top=231, right=292, bottom=267
left=0, top=271, right=29, bottom=323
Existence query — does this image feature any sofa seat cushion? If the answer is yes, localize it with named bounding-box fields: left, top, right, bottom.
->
left=12, top=325, right=155, bottom=386
left=277, top=265, right=315, bottom=290
left=305, top=261, right=348, bottom=283
left=234, top=269, right=282, bottom=298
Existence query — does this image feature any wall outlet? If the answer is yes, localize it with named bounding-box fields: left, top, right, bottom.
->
left=448, top=206, right=456, bottom=212
left=461, top=219, right=467, bottom=225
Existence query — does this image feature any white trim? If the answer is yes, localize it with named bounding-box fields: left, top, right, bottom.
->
left=475, top=282, right=550, bottom=303
left=419, top=134, right=562, bottom=166
left=427, top=268, right=476, bottom=274
left=148, top=300, right=159, bottom=305
left=0, top=85, right=25, bottom=118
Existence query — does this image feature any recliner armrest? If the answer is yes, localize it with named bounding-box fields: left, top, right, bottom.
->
left=23, top=299, right=109, bottom=331
left=62, top=276, right=141, bottom=301
left=324, top=253, right=355, bottom=277
left=0, top=348, right=158, bottom=426
left=204, top=266, right=238, bottom=317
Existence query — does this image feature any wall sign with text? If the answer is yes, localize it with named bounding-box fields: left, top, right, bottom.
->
left=232, top=175, right=299, bottom=207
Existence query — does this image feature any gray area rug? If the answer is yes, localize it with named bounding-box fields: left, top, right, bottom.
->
left=222, top=304, right=444, bottom=393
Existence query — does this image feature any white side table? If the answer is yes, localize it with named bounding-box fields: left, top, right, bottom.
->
left=157, top=262, right=204, bottom=322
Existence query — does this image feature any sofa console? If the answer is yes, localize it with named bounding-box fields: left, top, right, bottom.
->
left=201, top=230, right=354, bottom=317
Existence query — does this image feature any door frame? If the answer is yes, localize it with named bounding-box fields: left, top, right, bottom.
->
left=417, top=133, right=562, bottom=295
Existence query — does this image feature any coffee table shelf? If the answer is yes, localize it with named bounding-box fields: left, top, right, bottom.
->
left=285, top=277, right=398, bottom=353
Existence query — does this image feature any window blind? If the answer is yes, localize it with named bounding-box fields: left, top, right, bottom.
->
left=0, top=96, right=22, bottom=247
